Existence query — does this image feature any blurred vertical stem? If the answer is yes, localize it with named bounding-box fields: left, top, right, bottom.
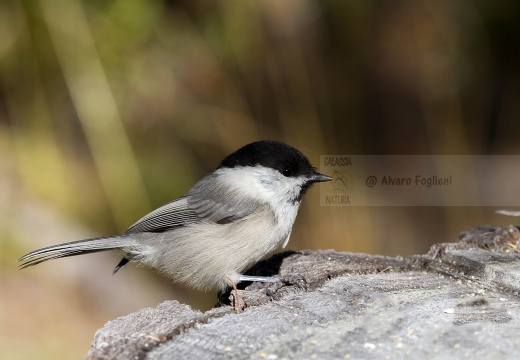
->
left=39, top=0, right=151, bottom=231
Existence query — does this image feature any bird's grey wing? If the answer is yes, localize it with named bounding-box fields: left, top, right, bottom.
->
left=125, top=175, right=261, bottom=234
left=125, top=196, right=199, bottom=234
left=187, top=172, right=261, bottom=224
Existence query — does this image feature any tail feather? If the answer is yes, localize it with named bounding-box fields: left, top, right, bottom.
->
left=17, top=236, right=134, bottom=269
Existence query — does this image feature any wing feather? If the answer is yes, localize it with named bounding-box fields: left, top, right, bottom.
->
left=125, top=196, right=198, bottom=234
left=187, top=173, right=260, bottom=223
left=124, top=173, right=261, bottom=234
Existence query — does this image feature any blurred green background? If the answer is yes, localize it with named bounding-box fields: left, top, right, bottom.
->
left=1, top=0, right=520, bottom=358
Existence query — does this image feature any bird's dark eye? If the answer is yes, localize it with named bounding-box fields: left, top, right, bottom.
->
left=283, top=168, right=293, bottom=177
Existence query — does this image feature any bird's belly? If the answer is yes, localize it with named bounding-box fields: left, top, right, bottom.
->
left=141, top=212, right=289, bottom=291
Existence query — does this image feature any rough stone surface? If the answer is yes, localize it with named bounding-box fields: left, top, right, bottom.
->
left=87, top=225, right=520, bottom=359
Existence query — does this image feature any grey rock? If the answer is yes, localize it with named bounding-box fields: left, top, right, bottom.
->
left=88, top=225, right=520, bottom=359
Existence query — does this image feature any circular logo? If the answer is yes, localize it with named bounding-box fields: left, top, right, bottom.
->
left=324, top=170, right=353, bottom=193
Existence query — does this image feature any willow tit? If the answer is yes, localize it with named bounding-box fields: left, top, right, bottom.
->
left=18, top=141, right=331, bottom=292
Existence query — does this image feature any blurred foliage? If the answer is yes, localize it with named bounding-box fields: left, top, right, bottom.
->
left=1, top=0, right=520, bottom=359
left=1, top=0, right=520, bottom=232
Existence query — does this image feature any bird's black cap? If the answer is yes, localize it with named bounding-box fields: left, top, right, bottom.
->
left=218, top=140, right=315, bottom=179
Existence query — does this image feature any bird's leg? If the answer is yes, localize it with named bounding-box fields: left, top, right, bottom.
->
left=226, top=274, right=240, bottom=312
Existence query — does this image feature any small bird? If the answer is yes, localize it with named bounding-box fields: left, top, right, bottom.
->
left=18, top=141, right=331, bottom=292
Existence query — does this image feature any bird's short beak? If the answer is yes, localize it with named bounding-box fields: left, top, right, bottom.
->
left=309, top=171, right=332, bottom=183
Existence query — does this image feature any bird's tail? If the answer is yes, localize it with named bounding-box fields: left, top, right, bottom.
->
left=17, top=236, right=135, bottom=270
